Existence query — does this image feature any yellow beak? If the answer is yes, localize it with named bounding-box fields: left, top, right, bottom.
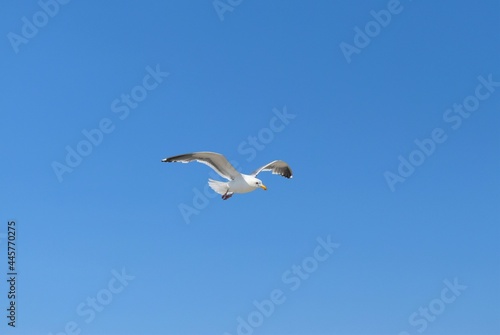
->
left=260, top=184, right=267, bottom=191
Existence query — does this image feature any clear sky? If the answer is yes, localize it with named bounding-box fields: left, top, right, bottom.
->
left=1, top=1, right=499, bottom=334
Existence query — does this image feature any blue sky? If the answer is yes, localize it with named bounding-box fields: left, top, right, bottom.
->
left=1, top=1, right=499, bottom=334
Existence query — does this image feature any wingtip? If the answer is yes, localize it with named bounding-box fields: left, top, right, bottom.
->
left=161, top=158, right=168, bottom=162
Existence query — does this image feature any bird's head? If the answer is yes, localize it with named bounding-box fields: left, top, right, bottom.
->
left=252, top=178, right=267, bottom=191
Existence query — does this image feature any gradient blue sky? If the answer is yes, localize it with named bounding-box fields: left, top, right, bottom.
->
left=1, top=1, right=499, bottom=334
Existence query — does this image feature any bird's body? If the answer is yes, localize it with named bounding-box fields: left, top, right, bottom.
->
left=209, top=174, right=264, bottom=198
left=162, top=151, right=292, bottom=200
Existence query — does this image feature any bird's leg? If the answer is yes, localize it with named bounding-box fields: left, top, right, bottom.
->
left=222, top=192, right=233, bottom=200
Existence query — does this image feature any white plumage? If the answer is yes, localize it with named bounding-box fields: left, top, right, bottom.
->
left=162, top=151, right=293, bottom=200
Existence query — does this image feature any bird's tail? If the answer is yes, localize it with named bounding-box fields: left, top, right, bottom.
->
left=208, top=179, right=229, bottom=195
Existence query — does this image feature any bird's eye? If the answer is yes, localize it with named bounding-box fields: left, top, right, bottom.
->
left=255, top=182, right=259, bottom=184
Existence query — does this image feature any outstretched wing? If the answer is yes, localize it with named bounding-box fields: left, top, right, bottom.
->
left=251, top=160, right=293, bottom=179
left=161, top=152, right=241, bottom=181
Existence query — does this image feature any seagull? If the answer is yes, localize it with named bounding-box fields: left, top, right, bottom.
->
left=162, top=151, right=293, bottom=200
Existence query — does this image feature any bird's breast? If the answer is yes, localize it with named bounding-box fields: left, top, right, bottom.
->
left=229, top=178, right=256, bottom=194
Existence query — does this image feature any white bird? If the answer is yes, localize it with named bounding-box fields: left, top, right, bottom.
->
left=162, top=151, right=293, bottom=200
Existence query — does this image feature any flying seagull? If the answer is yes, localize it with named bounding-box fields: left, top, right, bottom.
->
left=162, top=151, right=292, bottom=200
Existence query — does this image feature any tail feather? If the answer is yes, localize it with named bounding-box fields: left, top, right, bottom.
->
left=208, top=179, right=229, bottom=195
